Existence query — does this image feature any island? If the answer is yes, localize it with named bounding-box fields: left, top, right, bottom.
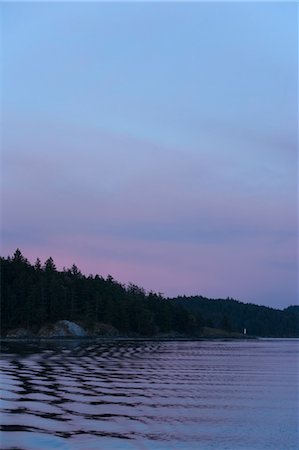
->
left=1, top=249, right=298, bottom=339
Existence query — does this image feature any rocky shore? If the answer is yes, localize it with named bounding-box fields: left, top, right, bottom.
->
left=2, top=320, right=254, bottom=340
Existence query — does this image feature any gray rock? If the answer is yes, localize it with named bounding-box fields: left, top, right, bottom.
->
left=6, top=328, right=33, bottom=338
left=90, top=322, right=119, bottom=337
left=38, top=320, right=87, bottom=338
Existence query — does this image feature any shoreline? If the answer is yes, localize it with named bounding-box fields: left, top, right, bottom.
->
left=1, top=335, right=262, bottom=343
left=1, top=324, right=259, bottom=341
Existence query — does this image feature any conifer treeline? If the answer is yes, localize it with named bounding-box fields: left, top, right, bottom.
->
left=1, top=249, right=298, bottom=337
left=173, top=296, right=299, bottom=337
left=0, top=249, right=202, bottom=336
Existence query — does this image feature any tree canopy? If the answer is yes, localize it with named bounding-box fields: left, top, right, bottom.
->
left=1, top=250, right=199, bottom=336
left=1, top=250, right=298, bottom=337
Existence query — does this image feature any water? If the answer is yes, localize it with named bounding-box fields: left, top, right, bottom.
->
left=0, top=339, right=298, bottom=450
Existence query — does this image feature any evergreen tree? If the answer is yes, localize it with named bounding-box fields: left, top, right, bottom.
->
left=44, top=257, right=56, bottom=272
left=1, top=250, right=298, bottom=337
left=34, top=258, right=42, bottom=271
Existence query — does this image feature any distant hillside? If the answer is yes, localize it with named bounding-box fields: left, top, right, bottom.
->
left=171, top=296, right=299, bottom=337
left=1, top=249, right=298, bottom=338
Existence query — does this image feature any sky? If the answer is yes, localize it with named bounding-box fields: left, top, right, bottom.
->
left=1, top=2, right=298, bottom=309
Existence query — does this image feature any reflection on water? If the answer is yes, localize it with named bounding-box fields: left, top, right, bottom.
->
left=1, top=339, right=298, bottom=449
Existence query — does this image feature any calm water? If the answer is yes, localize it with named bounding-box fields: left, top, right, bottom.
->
left=0, top=339, right=298, bottom=450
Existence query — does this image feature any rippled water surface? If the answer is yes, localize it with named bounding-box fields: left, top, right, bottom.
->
left=1, top=339, right=298, bottom=450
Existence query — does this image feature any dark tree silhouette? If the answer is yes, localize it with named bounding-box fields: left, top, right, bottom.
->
left=1, top=250, right=298, bottom=338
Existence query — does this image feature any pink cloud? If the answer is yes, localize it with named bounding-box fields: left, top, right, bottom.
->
left=2, top=119, right=297, bottom=308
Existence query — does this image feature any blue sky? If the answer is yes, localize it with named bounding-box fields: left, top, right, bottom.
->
left=1, top=2, right=298, bottom=308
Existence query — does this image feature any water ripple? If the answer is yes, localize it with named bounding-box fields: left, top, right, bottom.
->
left=1, top=339, right=298, bottom=449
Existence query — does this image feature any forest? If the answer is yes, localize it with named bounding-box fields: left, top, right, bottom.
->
left=1, top=249, right=298, bottom=337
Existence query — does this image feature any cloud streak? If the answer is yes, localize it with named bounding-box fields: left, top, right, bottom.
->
left=2, top=3, right=297, bottom=308
left=2, top=119, right=297, bottom=308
